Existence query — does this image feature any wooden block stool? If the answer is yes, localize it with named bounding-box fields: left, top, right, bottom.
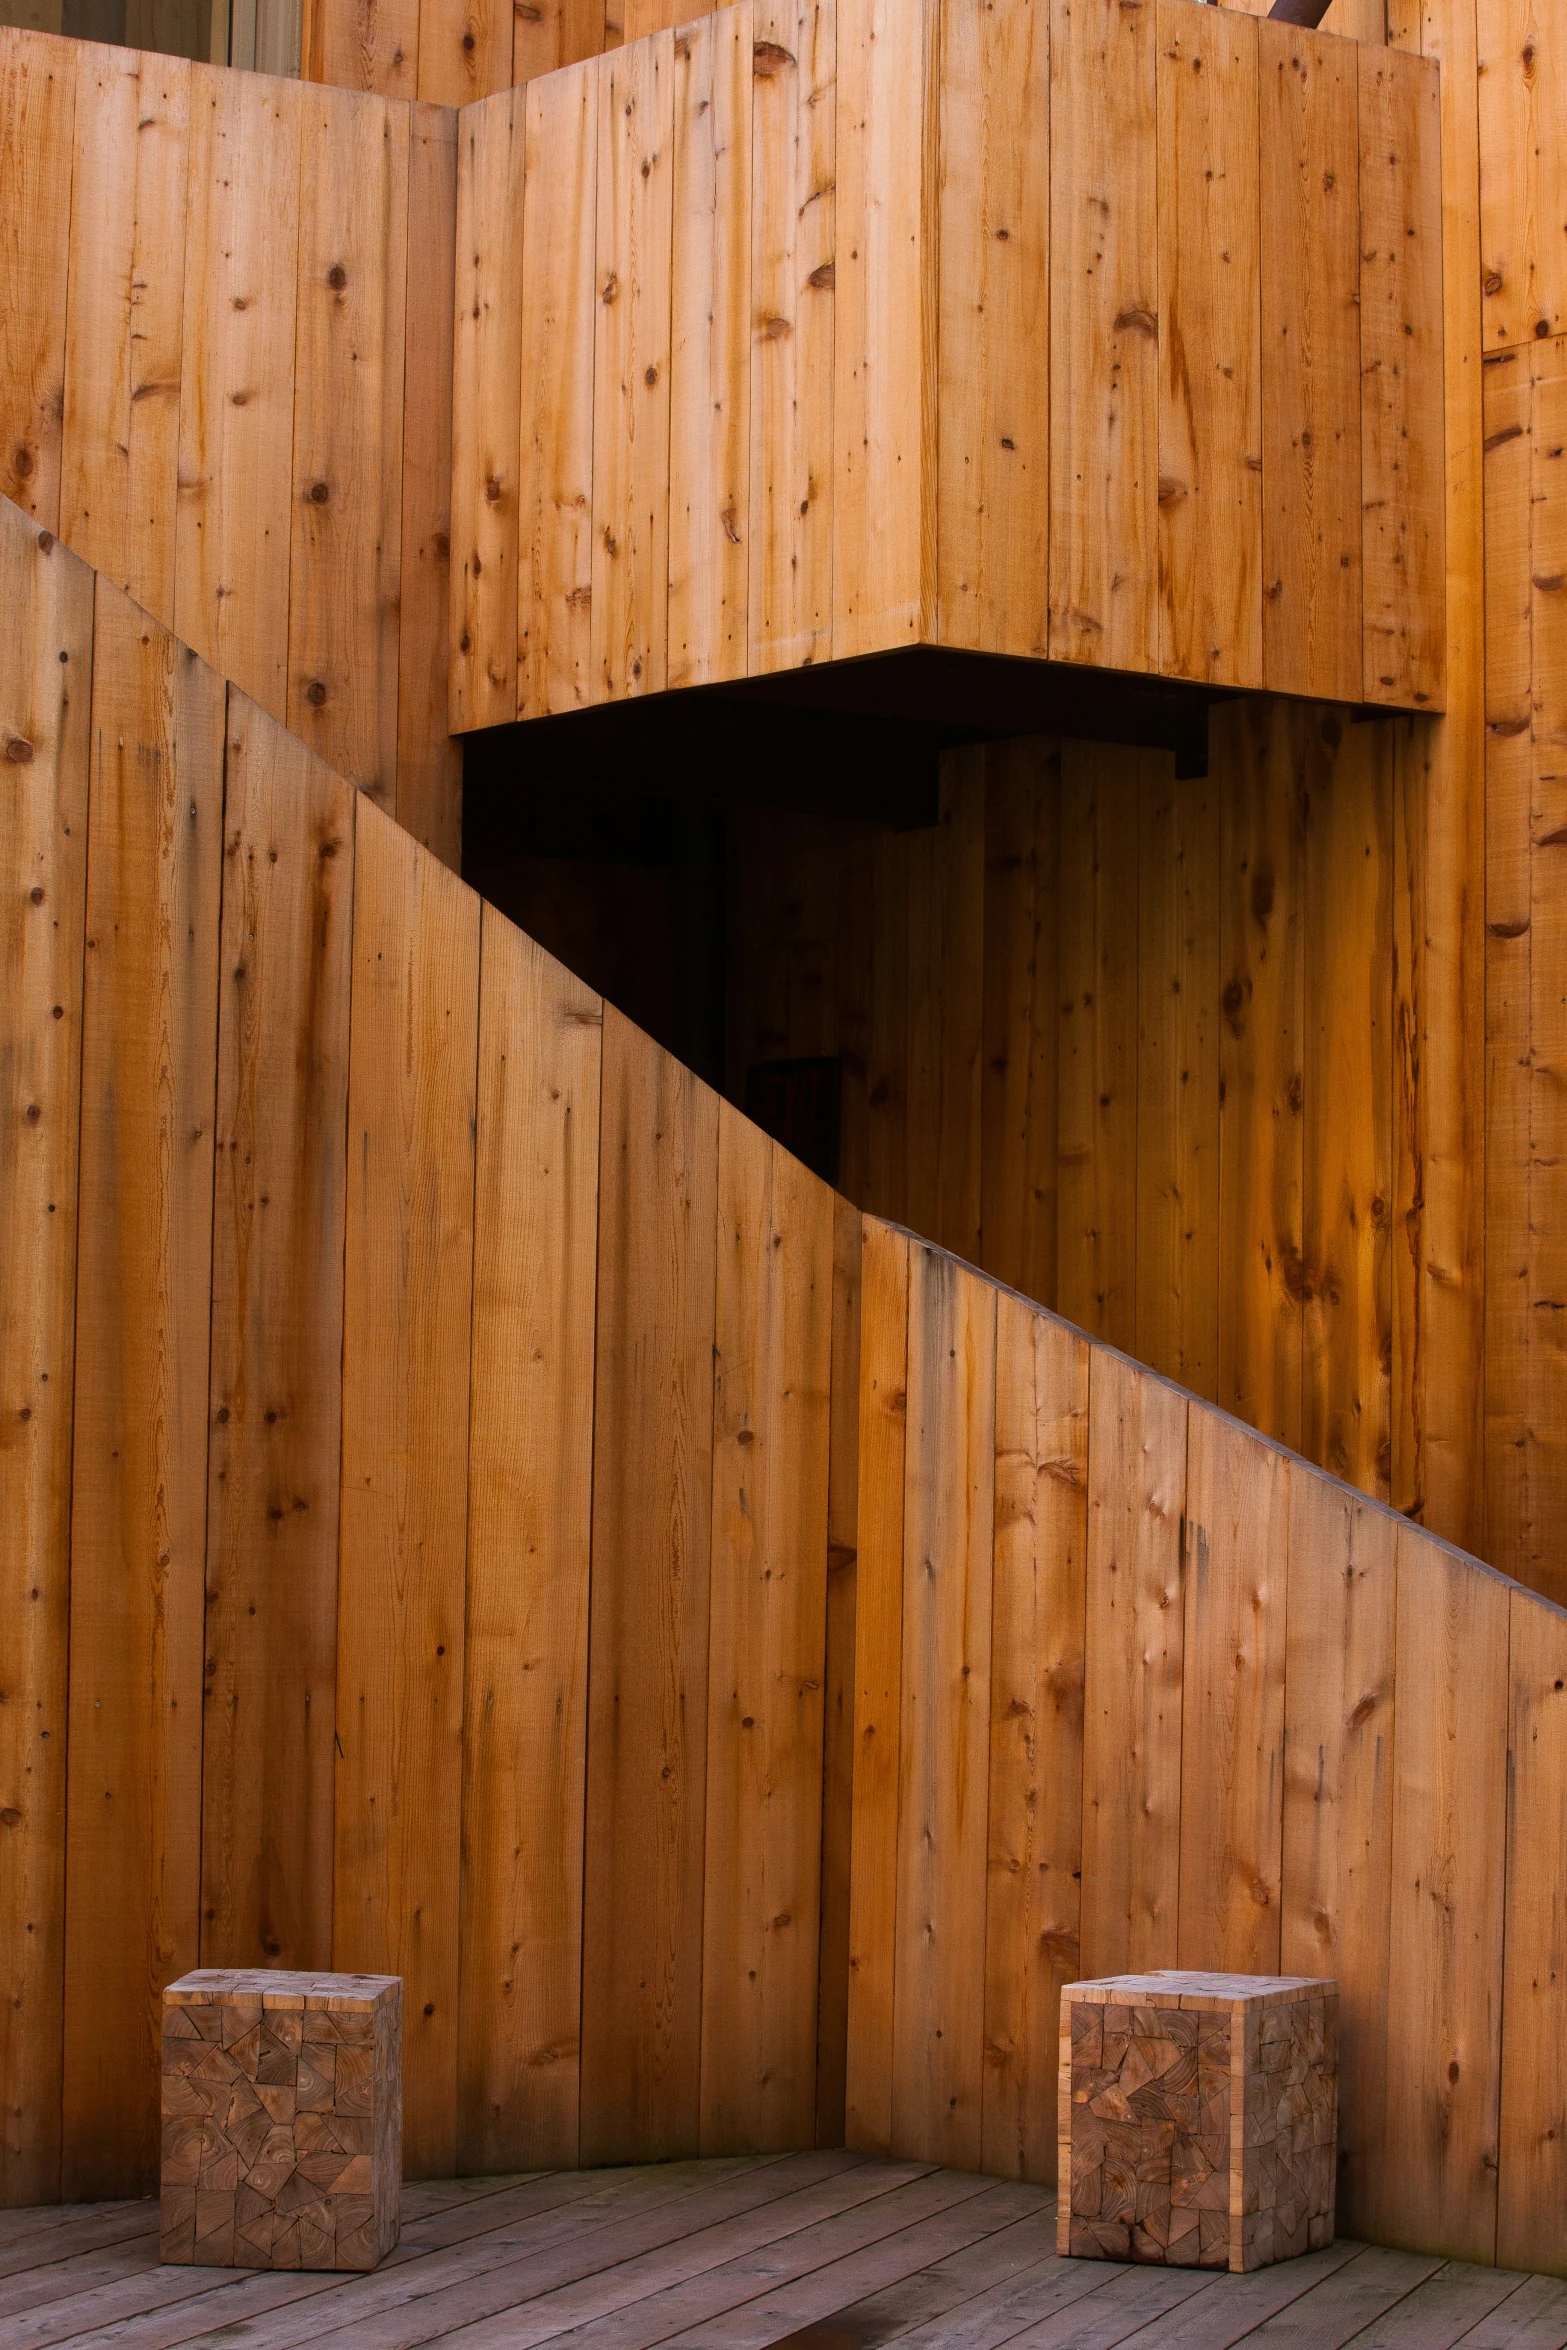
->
left=161, top=1969, right=402, bottom=2271
left=1058, top=1971, right=1338, bottom=2273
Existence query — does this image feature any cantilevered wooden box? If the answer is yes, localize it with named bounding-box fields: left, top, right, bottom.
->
left=450, top=0, right=1444, bottom=737
left=161, top=1970, right=402, bottom=2271
left=1059, top=1971, right=1338, bottom=2273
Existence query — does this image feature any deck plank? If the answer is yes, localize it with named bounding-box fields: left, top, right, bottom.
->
left=1236, top=2245, right=1445, bottom=2346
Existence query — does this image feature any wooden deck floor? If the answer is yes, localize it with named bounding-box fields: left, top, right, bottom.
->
left=3, top=2153, right=1565, bottom=2350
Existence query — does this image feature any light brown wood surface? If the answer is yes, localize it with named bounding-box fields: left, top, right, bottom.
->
left=63, top=580, right=224, bottom=2198
left=336, top=799, right=479, bottom=2177
left=580, top=1009, right=719, bottom=2162
left=460, top=912, right=602, bottom=2172
left=201, top=694, right=355, bottom=1977
left=0, top=29, right=75, bottom=525
left=450, top=86, right=524, bottom=734
left=0, top=505, right=92, bottom=2208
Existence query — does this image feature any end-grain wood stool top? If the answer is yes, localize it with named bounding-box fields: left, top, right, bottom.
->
left=1058, top=1971, right=1338, bottom=2274
left=161, top=1970, right=402, bottom=2271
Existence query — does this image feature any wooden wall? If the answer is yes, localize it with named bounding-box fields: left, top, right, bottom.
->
left=0, top=486, right=856, bottom=2202
left=0, top=26, right=461, bottom=868
left=846, top=1217, right=1567, bottom=2276
left=447, top=0, right=1446, bottom=733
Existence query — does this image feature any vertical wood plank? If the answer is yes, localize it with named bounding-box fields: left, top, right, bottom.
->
left=1280, top=1477, right=1397, bottom=2242
left=1381, top=1523, right=1508, bottom=2260
left=1079, top=1347, right=1186, bottom=1977
left=668, top=4, right=750, bottom=690
left=936, top=0, right=1049, bottom=658
left=201, top=694, right=354, bottom=1978
left=1302, top=713, right=1394, bottom=1498
left=865, top=829, right=911, bottom=1230
left=1498, top=1587, right=1567, bottom=2273
left=1258, top=19, right=1362, bottom=704
left=982, top=1299, right=1087, bottom=2189
left=0, top=29, right=76, bottom=527
left=832, top=0, right=937, bottom=657
left=591, top=31, right=675, bottom=703
left=450, top=87, right=524, bottom=735
left=1156, top=1, right=1262, bottom=689
left=315, top=0, right=418, bottom=103
left=1481, top=344, right=1533, bottom=1588
left=1135, top=758, right=1220, bottom=1401
left=460, top=911, right=601, bottom=2174
left=702, top=1109, right=834, bottom=2153
left=517, top=57, right=598, bottom=719
left=417, top=0, right=511, bottom=108
left=1046, top=0, right=1158, bottom=673
left=815, top=1193, right=862, bottom=2148
left=1360, top=48, right=1446, bottom=711
left=905, top=749, right=985, bottom=1267
left=1177, top=1407, right=1288, bottom=1975
left=980, top=737, right=1058, bottom=1311
left=844, top=1216, right=908, bottom=2155
left=174, top=68, right=300, bottom=721
left=1056, top=740, right=1140, bottom=1352
left=580, top=1008, right=718, bottom=2162
left=749, top=0, right=835, bottom=674
left=891, top=1246, right=996, bottom=2170
left=1478, top=0, right=1566, bottom=350
left=0, top=506, right=92, bottom=2208
left=1216, top=699, right=1306, bottom=1452
left=62, top=45, right=191, bottom=624
left=63, top=581, right=223, bottom=2198
left=288, top=86, right=408, bottom=804
left=396, top=102, right=462, bottom=870
left=336, top=797, right=479, bottom=2179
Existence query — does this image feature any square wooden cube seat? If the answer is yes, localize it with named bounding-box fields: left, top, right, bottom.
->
left=1059, top=1971, right=1338, bottom=2273
left=161, top=1970, right=402, bottom=2271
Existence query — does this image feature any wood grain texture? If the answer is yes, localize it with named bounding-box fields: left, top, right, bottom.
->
left=891, top=1245, right=996, bottom=2170
left=1498, top=1587, right=1567, bottom=2273
left=1258, top=19, right=1362, bottom=703
left=749, top=0, right=835, bottom=675
left=1280, top=1478, right=1396, bottom=2242
left=844, top=1216, right=908, bottom=2156
left=702, top=1108, right=834, bottom=2153
left=1360, top=47, right=1446, bottom=711
left=1302, top=713, right=1393, bottom=1498
left=416, top=0, right=510, bottom=108
left=1177, top=1408, right=1288, bottom=1976
left=62, top=45, right=191, bottom=621
left=904, top=750, right=985, bottom=1267
left=937, top=0, right=1049, bottom=657
left=1477, top=0, right=1565, bottom=349
left=313, top=0, right=417, bottom=102
left=1056, top=740, right=1140, bottom=1352
left=580, top=1007, right=718, bottom=2163
left=1381, top=1523, right=1508, bottom=2261
left=174, top=67, right=301, bottom=718
left=590, top=31, right=675, bottom=701
left=668, top=4, right=750, bottom=689
left=64, top=580, right=224, bottom=2199
left=288, top=86, right=408, bottom=802
left=460, top=910, right=601, bottom=2174
left=201, top=693, right=355, bottom=1978
left=395, top=102, right=461, bottom=870
left=0, top=29, right=75, bottom=526
left=336, top=797, right=478, bottom=2179
left=983, top=1299, right=1087, bottom=2190
left=1079, top=1348, right=1186, bottom=1979
left=450, top=87, right=523, bottom=734
left=1136, top=758, right=1220, bottom=1401
left=832, top=0, right=936, bottom=657
left=1216, top=699, right=1306, bottom=1453
left=517, top=57, right=598, bottom=718
left=1046, top=0, right=1158, bottom=672
left=815, top=1193, right=862, bottom=2149
left=0, top=505, right=91, bottom=2208
left=1156, top=1, right=1261, bottom=689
